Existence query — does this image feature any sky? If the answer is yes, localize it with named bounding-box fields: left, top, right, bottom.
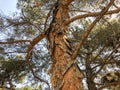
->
left=0, top=0, right=19, bottom=15
left=0, top=0, right=20, bottom=40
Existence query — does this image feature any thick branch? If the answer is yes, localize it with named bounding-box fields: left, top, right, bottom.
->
left=0, top=31, right=49, bottom=88
left=72, top=0, right=116, bottom=59
left=64, top=7, right=120, bottom=25
left=26, top=33, right=46, bottom=65
left=25, top=33, right=50, bottom=89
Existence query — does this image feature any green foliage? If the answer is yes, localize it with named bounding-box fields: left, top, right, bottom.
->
left=17, top=0, right=46, bottom=23
left=72, top=18, right=120, bottom=89
left=1, top=60, right=26, bottom=72
left=17, top=75, right=26, bottom=83
left=19, top=86, right=32, bottom=90
left=0, top=60, right=27, bottom=87
left=0, top=0, right=120, bottom=90
left=0, top=47, right=4, bottom=53
left=17, top=84, right=42, bottom=90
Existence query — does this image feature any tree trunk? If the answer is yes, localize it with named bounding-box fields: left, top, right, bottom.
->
left=48, top=0, right=83, bottom=90
left=85, top=54, right=97, bottom=90
left=86, top=62, right=97, bottom=90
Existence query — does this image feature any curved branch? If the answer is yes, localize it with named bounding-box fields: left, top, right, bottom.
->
left=64, top=7, right=120, bottom=25
left=72, top=0, right=116, bottom=59
left=25, top=32, right=51, bottom=89
left=0, top=32, right=50, bottom=88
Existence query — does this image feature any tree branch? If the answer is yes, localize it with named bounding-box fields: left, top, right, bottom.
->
left=98, top=81, right=120, bottom=90
left=91, top=45, right=106, bottom=63
left=64, top=7, right=120, bottom=25
left=25, top=33, right=51, bottom=89
left=44, top=3, right=55, bottom=32
left=92, top=44, right=120, bottom=78
left=72, top=0, right=116, bottom=59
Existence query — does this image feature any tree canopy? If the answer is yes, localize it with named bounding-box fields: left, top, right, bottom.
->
left=0, top=0, right=120, bottom=90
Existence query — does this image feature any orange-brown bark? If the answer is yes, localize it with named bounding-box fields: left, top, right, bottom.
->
left=48, top=0, right=83, bottom=90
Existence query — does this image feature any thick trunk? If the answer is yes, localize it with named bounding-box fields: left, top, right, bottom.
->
left=48, top=0, right=83, bottom=90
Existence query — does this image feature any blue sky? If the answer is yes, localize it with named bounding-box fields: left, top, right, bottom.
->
left=0, top=0, right=19, bottom=15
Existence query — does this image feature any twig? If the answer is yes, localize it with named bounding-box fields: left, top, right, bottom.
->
left=98, top=81, right=120, bottom=90
left=92, top=44, right=120, bottom=78
left=44, top=3, right=55, bottom=32
left=91, top=45, right=106, bottom=63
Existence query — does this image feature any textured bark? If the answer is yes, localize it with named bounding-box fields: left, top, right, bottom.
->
left=48, top=0, right=83, bottom=90
left=86, top=55, right=97, bottom=90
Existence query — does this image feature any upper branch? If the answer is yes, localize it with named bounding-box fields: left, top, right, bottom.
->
left=72, top=0, right=116, bottom=59
left=64, top=7, right=120, bottom=25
